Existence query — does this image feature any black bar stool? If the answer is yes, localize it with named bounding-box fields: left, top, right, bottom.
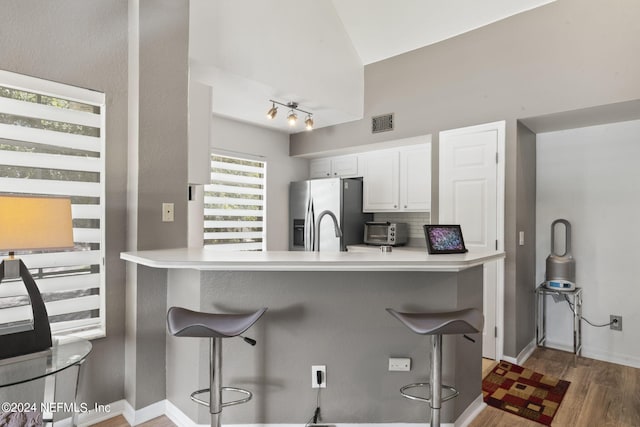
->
left=386, top=308, right=483, bottom=427
left=167, top=306, right=267, bottom=427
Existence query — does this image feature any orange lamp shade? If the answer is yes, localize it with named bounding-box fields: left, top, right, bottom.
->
left=0, top=194, right=74, bottom=252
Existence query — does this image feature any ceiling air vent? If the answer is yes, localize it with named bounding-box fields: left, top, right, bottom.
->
left=372, top=113, right=394, bottom=134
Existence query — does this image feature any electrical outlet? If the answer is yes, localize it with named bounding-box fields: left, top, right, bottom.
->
left=162, top=203, right=174, bottom=222
left=610, top=315, right=622, bottom=331
left=388, top=357, right=411, bottom=371
left=311, top=365, right=326, bottom=388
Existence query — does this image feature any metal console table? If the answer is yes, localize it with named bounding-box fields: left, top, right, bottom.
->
left=535, top=285, right=583, bottom=356
left=0, top=335, right=92, bottom=427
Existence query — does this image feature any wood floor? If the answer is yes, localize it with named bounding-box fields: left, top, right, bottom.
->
left=91, top=348, right=640, bottom=427
left=471, top=347, right=640, bottom=427
left=90, top=415, right=175, bottom=427
left=482, top=357, right=498, bottom=378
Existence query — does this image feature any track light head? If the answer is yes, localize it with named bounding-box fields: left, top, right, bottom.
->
left=267, top=100, right=313, bottom=130
left=305, top=115, right=314, bottom=131
left=287, top=110, right=298, bottom=126
left=266, top=103, right=278, bottom=119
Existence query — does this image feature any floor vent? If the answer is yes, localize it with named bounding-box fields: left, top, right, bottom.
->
left=372, top=113, right=394, bottom=133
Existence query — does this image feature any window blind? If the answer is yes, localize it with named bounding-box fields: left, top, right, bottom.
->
left=204, top=154, right=265, bottom=251
left=0, top=70, right=105, bottom=337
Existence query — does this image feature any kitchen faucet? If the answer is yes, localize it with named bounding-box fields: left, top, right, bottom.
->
left=314, top=210, right=345, bottom=252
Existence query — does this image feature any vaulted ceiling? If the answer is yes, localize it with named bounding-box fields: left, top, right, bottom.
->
left=189, top=0, right=556, bottom=133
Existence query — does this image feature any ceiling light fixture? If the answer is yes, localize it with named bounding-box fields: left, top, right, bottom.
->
left=267, top=100, right=314, bottom=130
left=305, top=115, right=314, bottom=131
left=287, top=109, right=297, bottom=126
left=266, top=102, right=278, bottom=119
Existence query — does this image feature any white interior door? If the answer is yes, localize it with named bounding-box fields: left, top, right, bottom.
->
left=439, top=121, right=505, bottom=360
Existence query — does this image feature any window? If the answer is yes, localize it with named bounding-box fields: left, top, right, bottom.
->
left=204, top=153, right=265, bottom=251
left=0, top=70, right=105, bottom=338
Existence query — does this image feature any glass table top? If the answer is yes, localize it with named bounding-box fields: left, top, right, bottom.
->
left=0, top=336, right=92, bottom=388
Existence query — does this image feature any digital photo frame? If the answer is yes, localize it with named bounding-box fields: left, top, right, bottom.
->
left=423, top=224, right=468, bottom=254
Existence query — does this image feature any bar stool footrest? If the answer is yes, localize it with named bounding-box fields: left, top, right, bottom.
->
left=400, top=383, right=459, bottom=404
left=190, top=387, right=253, bottom=409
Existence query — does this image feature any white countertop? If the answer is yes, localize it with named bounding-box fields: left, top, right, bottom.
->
left=120, top=246, right=504, bottom=272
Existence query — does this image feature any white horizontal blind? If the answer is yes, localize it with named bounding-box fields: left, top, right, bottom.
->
left=0, top=70, right=105, bottom=337
left=204, top=154, right=265, bottom=251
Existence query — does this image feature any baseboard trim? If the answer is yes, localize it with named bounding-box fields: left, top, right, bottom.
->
left=204, top=423, right=454, bottom=427
left=165, top=400, right=199, bottom=427
left=454, top=394, right=486, bottom=427
left=91, top=395, right=486, bottom=427
left=542, top=340, right=640, bottom=369
left=502, top=339, right=536, bottom=366
left=122, top=400, right=167, bottom=426
left=582, top=348, right=640, bottom=369
left=48, top=400, right=127, bottom=427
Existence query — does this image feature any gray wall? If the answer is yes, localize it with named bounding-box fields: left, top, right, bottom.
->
left=0, top=0, right=129, bottom=405
left=166, top=267, right=483, bottom=424
left=2, top=0, right=191, bottom=410
left=137, top=0, right=189, bottom=251
left=514, top=123, right=537, bottom=355
left=126, top=0, right=190, bottom=410
left=290, top=0, right=640, bottom=357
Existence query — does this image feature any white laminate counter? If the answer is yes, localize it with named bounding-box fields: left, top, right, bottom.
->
left=120, top=246, right=504, bottom=272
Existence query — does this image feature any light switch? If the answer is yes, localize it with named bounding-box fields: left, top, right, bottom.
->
left=162, top=203, right=174, bottom=222
left=519, top=231, right=525, bottom=246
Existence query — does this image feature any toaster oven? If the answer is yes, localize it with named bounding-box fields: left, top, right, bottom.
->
left=364, top=222, right=408, bottom=246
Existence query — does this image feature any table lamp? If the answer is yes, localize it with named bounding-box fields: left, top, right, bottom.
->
left=0, top=194, right=74, bottom=359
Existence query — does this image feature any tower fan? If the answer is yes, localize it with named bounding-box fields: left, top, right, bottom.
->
left=544, top=219, right=576, bottom=291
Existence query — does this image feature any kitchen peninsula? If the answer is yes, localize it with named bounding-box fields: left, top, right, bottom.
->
left=121, top=247, right=503, bottom=425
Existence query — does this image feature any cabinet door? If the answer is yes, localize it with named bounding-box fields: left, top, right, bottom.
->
left=400, top=144, right=431, bottom=211
left=310, top=156, right=358, bottom=178
left=331, top=155, right=358, bottom=177
left=362, top=150, right=399, bottom=212
left=188, top=81, right=212, bottom=184
left=309, top=158, right=332, bottom=178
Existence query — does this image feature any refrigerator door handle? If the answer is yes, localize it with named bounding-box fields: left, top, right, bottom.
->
left=310, top=200, right=316, bottom=251
left=304, top=197, right=309, bottom=251
left=304, top=196, right=312, bottom=251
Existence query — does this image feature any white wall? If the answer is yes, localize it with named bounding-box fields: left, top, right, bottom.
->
left=189, top=0, right=363, bottom=131
left=536, top=119, right=640, bottom=368
left=208, top=116, right=309, bottom=250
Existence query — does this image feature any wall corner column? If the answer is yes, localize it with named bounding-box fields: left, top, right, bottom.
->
left=125, top=0, right=190, bottom=413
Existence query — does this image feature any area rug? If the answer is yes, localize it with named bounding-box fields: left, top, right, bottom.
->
left=482, top=360, right=570, bottom=426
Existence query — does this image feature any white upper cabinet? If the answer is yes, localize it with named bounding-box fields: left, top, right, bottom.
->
left=307, top=139, right=431, bottom=213
left=361, top=149, right=400, bottom=211
left=399, top=144, right=431, bottom=211
left=309, top=155, right=358, bottom=178
left=309, top=158, right=332, bottom=178
left=361, top=143, right=431, bottom=213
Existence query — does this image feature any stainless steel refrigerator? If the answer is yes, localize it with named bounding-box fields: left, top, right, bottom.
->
left=289, top=177, right=372, bottom=251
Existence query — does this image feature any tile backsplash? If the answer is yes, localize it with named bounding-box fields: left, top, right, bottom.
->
left=372, top=212, right=431, bottom=247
